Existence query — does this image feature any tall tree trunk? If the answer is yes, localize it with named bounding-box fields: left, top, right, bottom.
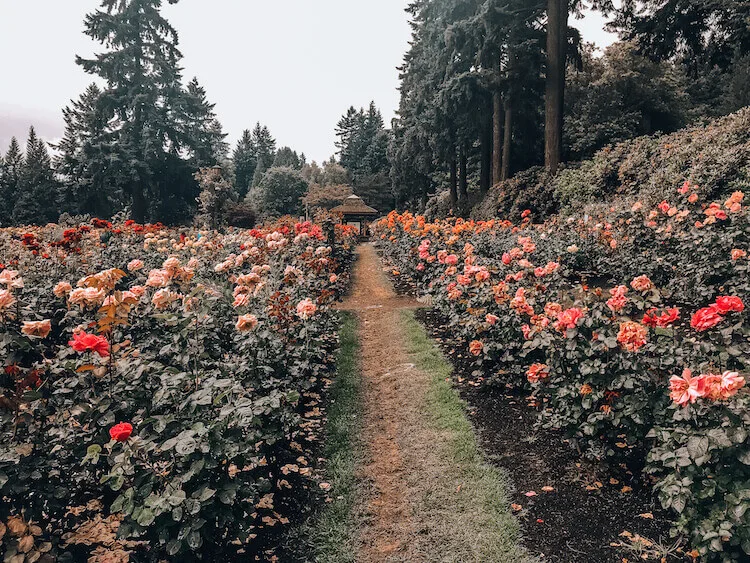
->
left=131, top=183, right=147, bottom=223
left=449, top=150, right=458, bottom=207
left=492, top=92, right=503, bottom=184
left=459, top=144, right=468, bottom=201
left=545, top=0, right=568, bottom=174
left=502, top=99, right=513, bottom=181
left=480, top=119, right=492, bottom=193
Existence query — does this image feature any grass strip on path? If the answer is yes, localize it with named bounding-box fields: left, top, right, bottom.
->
left=308, top=312, right=363, bottom=563
left=399, top=309, right=533, bottom=563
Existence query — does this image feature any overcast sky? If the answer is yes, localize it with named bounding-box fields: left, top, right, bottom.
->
left=0, top=1, right=618, bottom=163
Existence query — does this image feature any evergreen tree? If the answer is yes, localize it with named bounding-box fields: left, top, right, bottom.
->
left=272, top=147, right=303, bottom=169
left=232, top=130, right=257, bottom=200
left=250, top=123, right=277, bottom=187
left=0, top=138, right=23, bottom=225
left=182, top=77, right=229, bottom=166
left=54, top=83, right=116, bottom=217
left=75, top=0, right=225, bottom=223
left=335, top=102, right=392, bottom=210
left=14, top=127, right=58, bottom=225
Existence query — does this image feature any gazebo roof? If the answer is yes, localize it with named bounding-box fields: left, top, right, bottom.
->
left=331, top=195, right=379, bottom=216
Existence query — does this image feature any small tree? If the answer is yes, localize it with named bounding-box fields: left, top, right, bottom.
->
left=302, top=184, right=353, bottom=216
left=250, top=166, right=309, bottom=219
left=195, top=167, right=231, bottom=230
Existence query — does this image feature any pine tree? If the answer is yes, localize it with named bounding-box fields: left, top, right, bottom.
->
left=182, top=77, right=229, bottom=167
left=54, top=83, right=116, bottom=217
left=0, top=138, right=23, bottom=225
left=232, top=130, right=257, bottom=200
left=14, top=127, right=58, bottom=225
left=76, top=0, right=211, bottom=223
left=272, top=147, right=303, bottom=169
left=250, top=123, right=276, bottom=187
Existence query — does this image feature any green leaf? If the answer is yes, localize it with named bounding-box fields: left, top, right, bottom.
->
left=687, top=436, right=709, bottom=460
left=193, top=487, right=215, bottom=502
left=187, top=530, right=202, bottom=550
left=167, top=540, right=182, bottom=556
left=136, top=507, right=156, bottom=527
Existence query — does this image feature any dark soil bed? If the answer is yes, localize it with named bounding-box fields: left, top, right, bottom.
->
left=413, top=306, right=689, bottom=563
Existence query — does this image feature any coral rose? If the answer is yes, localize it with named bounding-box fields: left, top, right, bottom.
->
left=236, top=314, right=259, bottom=332
left=554, top=308, right=584, bottom=332
left=526, top=363, right=549, bottom=384
left=296, top=298, right=317, bottom=320
left=713, top=296, right=744, bottom=314
left=617, top=321, right=648, bottom=352
left=22, top=320, right=52, bottom=339
left=630, top=276, right=652, bottom=292
left=69, top=331, right=110, bottom=357
left=127, top=259, right=144, bottom=272
left=469, top=340, right=484, bottom=356
left=53, top=281, right=73, bottom=298
left=690, top=306, right=723, bottom=332
left=669, top=369, right=702, bottom=406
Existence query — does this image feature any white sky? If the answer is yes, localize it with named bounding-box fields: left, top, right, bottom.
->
left=0, top=1, right=618, bottom=163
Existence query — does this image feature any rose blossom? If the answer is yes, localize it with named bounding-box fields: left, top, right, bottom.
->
left=296, top=298, right=317, bottom=320
left=690, top=306, right=724, bottom=332
left=713, top=296, right=744, bottom=314
left=22, top=319, right=52, bottom=338
left=0, top=289, right=17, bottom=311
left=53, top=281, right=73, bottom=298
left=526, top=363, right=549, bottom=384
left=146, top=269, right=171, bottom=288
left=485, top=314, right=499, bottom=326
left=554, top=308, right=584, bottom=332
left=469, top=340, right=484, bottom=356
left=69, top=331, right=110, bottom=357
left=617, top=321, right=648, bottom=352
left=630, top=276, right=653, bottom=292
left=607, top=285, right=628, bottom=312
left=669, top=369, right=703, bottom=406
left=236, top=314, right=259, bottom=332
left=109, top=422, right=133, bottom=442
left=127, top=259, right=145, bottom=272
left=151, top=289, right=182, bottom=310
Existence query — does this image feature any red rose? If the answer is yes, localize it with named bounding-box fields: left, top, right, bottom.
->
left=690, top=306, right=724, bottom=332
left=109, top=422, right=133, bottom=442
left=713, top=296, right=744, bottom=314
left=69, top=331, right=110, bottom=357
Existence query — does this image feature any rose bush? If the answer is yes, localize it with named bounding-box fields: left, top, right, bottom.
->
left=0, top=219, right=357, bottom=562
left=375, top=185, right=749, bottom=561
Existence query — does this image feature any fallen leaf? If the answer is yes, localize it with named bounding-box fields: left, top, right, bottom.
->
left=638, top=512, right=654, bottom=519
left=511, top=503, right=523, bottom=512
left=524, top=491, right=537, bottom=497
left=541, top=486, right=555, bottom=492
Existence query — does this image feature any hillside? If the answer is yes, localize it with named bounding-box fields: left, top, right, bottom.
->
left=473, top=108, right=750, bottom=221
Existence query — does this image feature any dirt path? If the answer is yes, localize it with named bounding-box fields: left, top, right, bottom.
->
left=339, top=243, right=527, bottom=563
left=340, top=243, right=423, bottom=562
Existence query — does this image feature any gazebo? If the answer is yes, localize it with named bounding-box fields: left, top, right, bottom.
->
left=331, top=195, right=380, bottom=238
